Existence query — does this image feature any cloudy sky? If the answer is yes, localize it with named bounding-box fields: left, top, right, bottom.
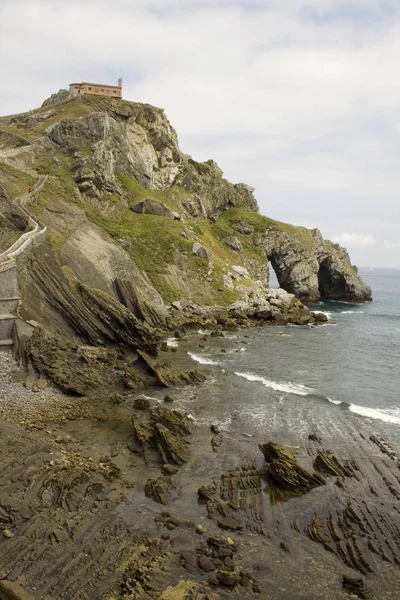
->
left=1, top=0, right=399, bottom=267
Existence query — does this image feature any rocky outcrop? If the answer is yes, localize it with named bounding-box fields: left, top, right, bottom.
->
left=26, top=327, right=122, bottom=395
left=259, top=442, right=325, bottom=498
left=131, top=406, right=192, bottom=466
left=251, top=226, right=372, bottom=303
left=21, top=249, right=159, bottom=354
left=223, top=236, right=243, bottom=253
left=46, top=101, right=181, bottom=194
left=137, top=350, right=206, bottom=387
left=177, top=159, right=258, bottom=219
left=115, top=277, right=168, bottom=331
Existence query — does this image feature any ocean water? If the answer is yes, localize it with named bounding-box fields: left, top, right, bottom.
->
left=167, top=267, right=400, bottom=445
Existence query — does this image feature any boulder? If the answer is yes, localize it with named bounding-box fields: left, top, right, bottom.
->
left=192, top=242, right=209, bottom=259
left=259, top=442, right=325, bottom=497
left=131, top=198, right=174, bottom=218
left=144, top=476, right=176, bottom=504
left=223, top=236, right=243, bottom=253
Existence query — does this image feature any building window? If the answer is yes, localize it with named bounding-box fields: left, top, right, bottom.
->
left=101, top=88, right=104, bottom=92
left=88, top=87, right=92, bottom=90
left=113, top=90, right=116, bottom=94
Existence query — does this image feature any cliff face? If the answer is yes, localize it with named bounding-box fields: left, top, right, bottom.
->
left=0, top=90, right=371, bottom=347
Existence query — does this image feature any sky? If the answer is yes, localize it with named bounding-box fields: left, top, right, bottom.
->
left=1, top=0, right=399, bottom=268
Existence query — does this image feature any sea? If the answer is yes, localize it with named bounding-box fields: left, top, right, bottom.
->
left=162, top=267, right=400, bottom=448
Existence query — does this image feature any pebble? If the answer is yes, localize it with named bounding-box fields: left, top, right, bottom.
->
left=3, top=530, right=14, bottom=539
left=196, top=524, right=206, bottom=535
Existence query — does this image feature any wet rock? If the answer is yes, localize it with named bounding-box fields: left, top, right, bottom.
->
left=216, top=570, right=239, bottom=587
left=132, top=406, right=192, bottom=466
left=211, top=433, right=222, bottom=452
left=196, top=524, right=206, bottom=535
left=217, top=516, right=242, bottom=531
left=198, top=556, right=215, bottom=572
left=312, top=311, right=328, bottom=323
left=145, top=476, right=176, bottom=504
left=134, top=395, right=151, bottom=410
left=308, top=433, right=322, bottom=443
left=164, top=395, right=174, bottom=403
left=162, top=463, right=179, bottom=475
left=314, top=450, right=355, bottom=478
left=27, top=328, right=121, bottom=395
left=342, top=573, right=371, bottom=598
left=0, top=580, right=34, bottom=600
left=138, top=350, right=206, bottom=387
left=259, top=442, right=325, bottom=497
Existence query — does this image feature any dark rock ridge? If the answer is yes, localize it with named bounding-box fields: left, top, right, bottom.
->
left=259, top=442, right=326, bottom=499
left=131, top=405, right=192, bottom=466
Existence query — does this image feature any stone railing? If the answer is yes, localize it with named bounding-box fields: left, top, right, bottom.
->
left=0, top=175, right=47, bottom=347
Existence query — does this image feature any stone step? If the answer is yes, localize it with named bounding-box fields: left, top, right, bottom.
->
left=0, top=338, right=13, bottom=347
left=0, top=297, right=20, bottom=314
left=0, top=315, right=16, bottom=340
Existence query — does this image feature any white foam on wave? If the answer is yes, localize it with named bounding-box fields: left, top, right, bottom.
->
left=340, top=310, right=364, bottom=315
left=234, top=371, right=314, bottom=396
left=349, top=404, right=400, bottom=424
left=166, top=338, right=179, bottom=348
left=327, top=397, right=342, bottom=406
left=188, top=352, right=219, bottom=366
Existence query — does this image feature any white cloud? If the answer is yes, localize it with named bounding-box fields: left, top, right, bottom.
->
left=331, top=232, right=377, bottom=247
left=384, top=240, right=400, bottom=248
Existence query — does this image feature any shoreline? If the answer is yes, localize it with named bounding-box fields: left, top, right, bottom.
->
left=1, top=329, right=400, bottom=599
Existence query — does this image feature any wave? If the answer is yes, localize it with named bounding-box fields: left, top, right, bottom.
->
left=349, top=404, right=400, bottom=424
left=166, top=337, right=179, bottom=348
left=234, top=371, right=400, bottom=425
left=234, top=372, right=314, bottom=396
left=340, top=310, right=364, bottom=315
left=188, top=352, right=219, bottom=366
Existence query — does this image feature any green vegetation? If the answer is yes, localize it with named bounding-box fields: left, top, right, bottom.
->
left=188, top=158, right=212, bottom=175
left=115, top=172, right=190, bottom=210
left=0, top=161, right=35, bottom=197
left=216, top=206, right=316, bottom=250
left=1, top=99, right=93, bottom=143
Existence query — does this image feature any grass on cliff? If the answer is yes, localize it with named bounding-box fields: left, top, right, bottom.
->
left=1, top=100, right=93, bottom=142
left=215, top=206, right=316, bottom=252
left=81, top=173, right=239, bottom=304
left=0, top=161, right=36, bottom=197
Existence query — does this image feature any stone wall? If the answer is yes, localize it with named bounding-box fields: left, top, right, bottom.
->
left=0, top=262, right=19, bottom=299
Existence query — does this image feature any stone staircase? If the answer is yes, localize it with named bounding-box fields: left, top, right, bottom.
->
left=0, top=176, right=47, bottom=348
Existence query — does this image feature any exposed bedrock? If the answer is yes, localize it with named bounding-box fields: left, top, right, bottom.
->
left=259, top=228, right=372, bottom=303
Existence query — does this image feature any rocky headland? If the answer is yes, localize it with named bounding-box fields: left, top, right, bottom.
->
left=0, top=91, right=384, bottom=600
